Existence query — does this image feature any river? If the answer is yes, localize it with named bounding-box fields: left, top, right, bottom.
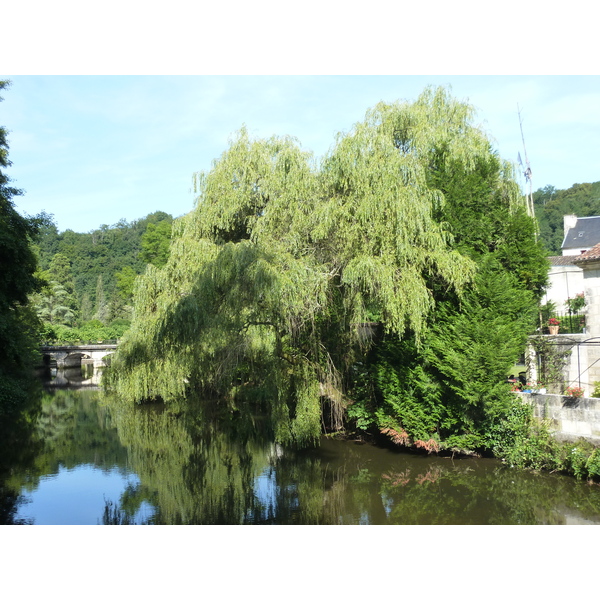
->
left=2, top=366, right=600, bottom=525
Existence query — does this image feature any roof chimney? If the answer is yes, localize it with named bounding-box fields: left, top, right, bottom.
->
left=564, top=214, right=578, bottom=237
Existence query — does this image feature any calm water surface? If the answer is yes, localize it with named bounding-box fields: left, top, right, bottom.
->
left=2, top=368, right=600, bottom=525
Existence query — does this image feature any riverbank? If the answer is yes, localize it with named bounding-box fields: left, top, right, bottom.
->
left=341, top=394, right=600, bottom=482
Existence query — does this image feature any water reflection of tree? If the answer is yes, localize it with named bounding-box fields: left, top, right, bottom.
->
left=260, top=442, right=600, bottom=525
left=0, top=387, right=135, bottom=524
left=107, top=395, right=277, bottom=524
left=0, top=387, right=42, bottom=524
left=22, top=389, right=130, bottom=491
left=5, top=382, right=600, bottom=525
left=104, top=394, right=600, bottom=525
left=361, top=457, right=600, bottom=525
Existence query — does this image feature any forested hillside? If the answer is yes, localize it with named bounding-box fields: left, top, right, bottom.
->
left=534, top=181, right=600, bottom=254
left=33, top=211, right=173, bottom=341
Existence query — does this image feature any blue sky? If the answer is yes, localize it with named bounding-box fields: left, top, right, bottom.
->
left=1, top=75, right=599, bottom=233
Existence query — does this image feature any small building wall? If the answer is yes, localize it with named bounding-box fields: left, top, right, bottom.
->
left=562, top=248, right=592, bottom=256
left=518, top=391, right=600, bottom=446
left=578, top=263, right=600, bottom=392
left=543, top=264, right=585, bottom=309
left=583, top=264, right=600, bottom=339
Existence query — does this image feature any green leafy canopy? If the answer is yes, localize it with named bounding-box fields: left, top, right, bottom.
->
left=108, top=86, right=544, bottom=448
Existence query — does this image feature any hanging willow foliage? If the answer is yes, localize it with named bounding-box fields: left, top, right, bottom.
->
left=106, top=86, right=528, bottom=447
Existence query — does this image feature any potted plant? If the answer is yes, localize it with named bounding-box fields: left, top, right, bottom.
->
left=523, top=381, right=546, bottom=394
left=548, top=317, right=560, bottom=335
left=533, top=381, right=546, bottom=394
left=565, top=386, right=584, bottom=398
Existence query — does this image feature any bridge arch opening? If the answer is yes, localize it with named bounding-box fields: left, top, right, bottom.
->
left=64, top=352, right=91, bottom=368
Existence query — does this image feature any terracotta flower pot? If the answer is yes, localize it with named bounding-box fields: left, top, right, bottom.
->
left=549, top=325, right=559, bottom=335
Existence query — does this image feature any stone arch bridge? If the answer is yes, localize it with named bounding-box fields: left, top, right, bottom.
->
left=40, top=344, right=118, bottom=369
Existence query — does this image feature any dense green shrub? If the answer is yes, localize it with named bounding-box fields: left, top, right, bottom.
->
left=484, top=396, right=533, bottom=459
left=585, top=449, right=600, bottom=478
left=41, top=320, right=130, bottom=344
left=489, top=410, right=600, bottom=480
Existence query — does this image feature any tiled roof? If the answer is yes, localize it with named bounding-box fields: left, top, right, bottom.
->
left=562, top=216, right=600, bottom=250
left=573, top=242, right=600, bottom=263
left=548, top=255, right=580, bottom=266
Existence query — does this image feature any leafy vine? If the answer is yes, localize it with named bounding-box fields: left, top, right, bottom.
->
left=528, top=335, right=573, bottom=394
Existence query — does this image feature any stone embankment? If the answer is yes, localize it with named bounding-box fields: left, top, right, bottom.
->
left=517, top=391, right=600, bottom=446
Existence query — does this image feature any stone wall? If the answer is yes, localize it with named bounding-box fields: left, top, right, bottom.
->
left=518, top=391, right=600, bottom=445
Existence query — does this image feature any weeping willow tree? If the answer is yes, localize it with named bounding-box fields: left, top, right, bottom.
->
left=107, top=86, right=530, bottom=448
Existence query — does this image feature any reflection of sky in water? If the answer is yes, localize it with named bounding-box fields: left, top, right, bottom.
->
left=15, top=464, right=154, bottom=525
left=251, top=468, right=278, bottom=521
left=251, top=467, right=301, bottom=522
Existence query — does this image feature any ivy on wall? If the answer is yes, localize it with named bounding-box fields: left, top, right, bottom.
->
left=528, top=336, right=574, bottom=394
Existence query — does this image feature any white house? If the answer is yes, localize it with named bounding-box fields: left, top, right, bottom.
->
left=573, top=243, right=600, bottom=340
left=529, top=241, right=600, bottom=397
left=542, top=214, right=600, bottom=310
left=527, top=217, right=600, bottom=396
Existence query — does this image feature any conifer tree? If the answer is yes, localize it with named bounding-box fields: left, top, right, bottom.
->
left=94, top=275, right=110, bottom=324
left=356, top=123, right=549, bottom=452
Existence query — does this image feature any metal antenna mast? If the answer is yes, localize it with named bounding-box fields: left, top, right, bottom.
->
left=517, top=104, right=536, bottom=224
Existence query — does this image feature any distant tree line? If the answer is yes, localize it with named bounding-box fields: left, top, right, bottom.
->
left=32, top=210, right=173, bottom=342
